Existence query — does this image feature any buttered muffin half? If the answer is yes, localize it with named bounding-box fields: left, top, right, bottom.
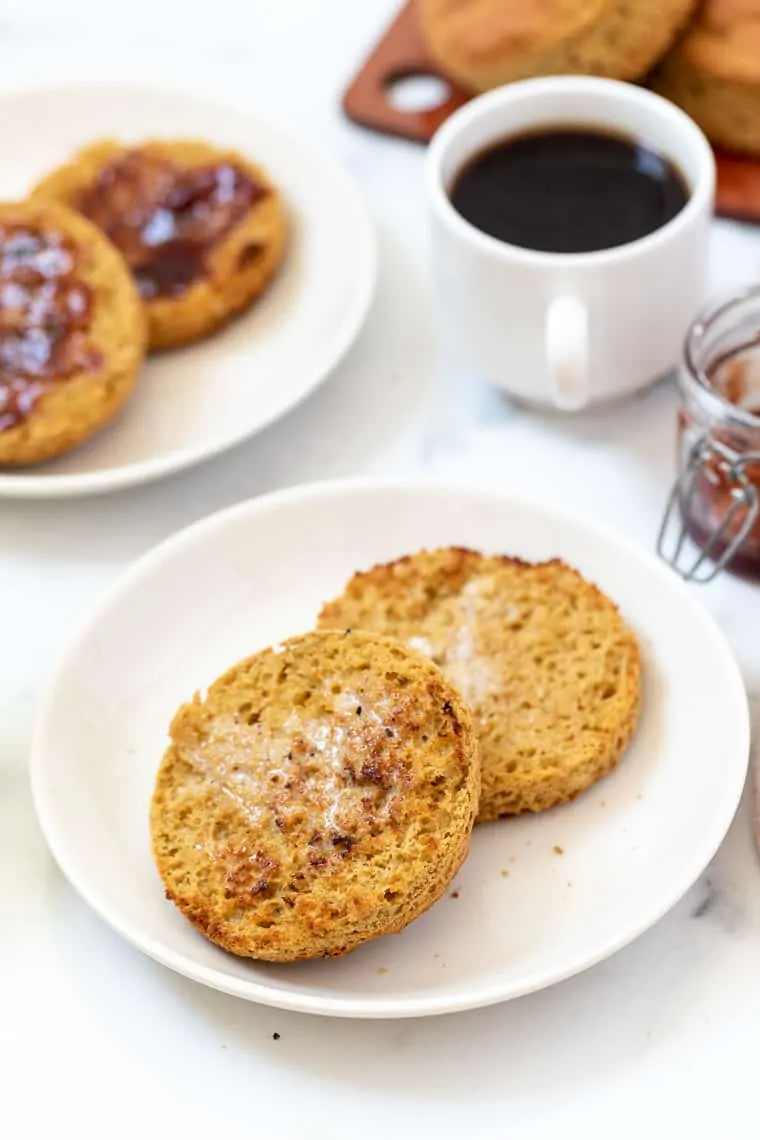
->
left=318, top=548, right=641, bottom=822
left=151, top=629, right=479, bottom=961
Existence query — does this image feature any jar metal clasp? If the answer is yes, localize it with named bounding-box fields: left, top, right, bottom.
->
left=658, top=434, right=760, bottom=583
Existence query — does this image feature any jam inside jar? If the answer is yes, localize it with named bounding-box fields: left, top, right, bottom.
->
left=667, top=286, right=760, bottom=581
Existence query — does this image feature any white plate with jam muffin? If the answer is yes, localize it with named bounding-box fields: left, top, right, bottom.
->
left=31, top=480, right=750, bottom=1017
left=0, top=84, right=375, bottom=497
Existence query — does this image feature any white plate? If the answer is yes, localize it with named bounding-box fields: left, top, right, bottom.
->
left=31, top=480, right=750, bottom=1018
left=0, top=84, right=375, bottom=498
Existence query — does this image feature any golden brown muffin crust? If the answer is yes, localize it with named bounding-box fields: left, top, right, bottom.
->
left=318, top=548, right=641, bottom=822
left=425, top=0, right=604, bottom=63
left=667, top=0, right=760, bottom=83
left=419, top=0, right=696, bottom=91
left=151, top=630, right=480, bottom=961
left=651, top=1, right=760, bottom=153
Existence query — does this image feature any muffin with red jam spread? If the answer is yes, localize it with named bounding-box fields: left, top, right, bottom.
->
left=32, top=139, right=287, bottom=351
left=0, top=200, right=145, bottom=466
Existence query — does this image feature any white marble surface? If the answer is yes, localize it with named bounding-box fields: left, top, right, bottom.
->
left=2, top=3, right=760, bottom=1137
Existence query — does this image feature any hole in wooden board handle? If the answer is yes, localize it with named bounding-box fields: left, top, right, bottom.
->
left=384, top=72, right=453, bottom=114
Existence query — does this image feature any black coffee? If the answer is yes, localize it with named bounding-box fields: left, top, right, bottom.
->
left=449, top=128, right=689, bottom=254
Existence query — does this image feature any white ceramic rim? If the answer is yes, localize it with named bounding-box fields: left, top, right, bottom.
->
left=426, top=76, right=716, bottom=270
left=29, top=477, right=750, bottom=1018
left=0, top=82, right=377, bottom=499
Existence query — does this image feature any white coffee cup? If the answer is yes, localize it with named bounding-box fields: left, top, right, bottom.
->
left=426, top=77, right=715, bottom=410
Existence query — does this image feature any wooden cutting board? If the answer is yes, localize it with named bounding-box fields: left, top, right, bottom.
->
left=753, top=698, right=760, bottom=860
left=342, top=0, right=760, bottom=224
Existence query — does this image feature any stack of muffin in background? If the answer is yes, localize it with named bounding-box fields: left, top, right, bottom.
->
left=0, top=139, right=286, bottom=466
left=652, top=2, right=760, bottom=157
left=419, top=0, right=760, bottom=158
left=151, top=548, right=641, bottom=964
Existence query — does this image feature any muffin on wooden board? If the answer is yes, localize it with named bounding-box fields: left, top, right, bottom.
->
left=419, top=0, right=696, bottom=92
left=32, top=139, right=287, bottom=351
left=151, top=630, right=480, bottom=962
left=318, top=548, right=641, bottom=822
left=652, top=1, right=760, bottom=155
left=0, top=199, right=145, bottom=466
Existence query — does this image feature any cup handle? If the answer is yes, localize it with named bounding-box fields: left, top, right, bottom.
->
left=545, top=294, right=589, bottom=411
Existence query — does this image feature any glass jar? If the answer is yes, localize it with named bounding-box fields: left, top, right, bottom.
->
left=659, top=286, right=760, bottom=583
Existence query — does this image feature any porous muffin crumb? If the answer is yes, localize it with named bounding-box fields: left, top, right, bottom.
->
left=151, top=629, right=480, bottom=961
left=318, top=548, right=641, bottom=821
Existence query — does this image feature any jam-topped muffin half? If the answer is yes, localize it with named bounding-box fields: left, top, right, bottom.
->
left=33, top=139, right=287, bottom=351
left=0, top=200, right=145, bottom=466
